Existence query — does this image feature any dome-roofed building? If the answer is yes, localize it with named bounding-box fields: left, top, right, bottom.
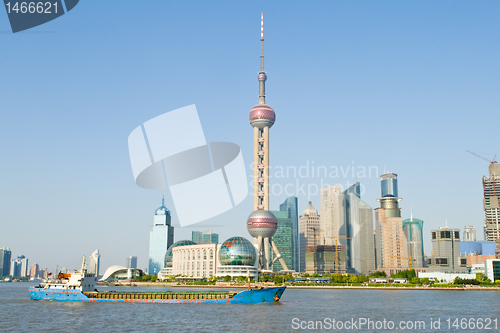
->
left=216, top=236, right=258, bottom=278
left=219, top=237, right=257, bottom=266
left=164, top=240, right=198, bottom=268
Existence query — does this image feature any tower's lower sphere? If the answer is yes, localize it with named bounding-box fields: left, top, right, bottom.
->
left=249, top=104, right=275, bottom=129
left=246, top=210, right=277, bottom=238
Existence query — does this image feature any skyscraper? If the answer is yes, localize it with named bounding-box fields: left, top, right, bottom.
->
left=319, top=185, right=344, bottom=246
left=299, top=202, right=320, bottom=272
left=126, top=256, right=137, bottom=269
left=374, top=173, right=409, bottom=276
left=191, top=228, right=219, bottom=244
left=402, top=217, right=425, bottom=268
left=10, top=255, right=27, bottom=277
left=483, top=164, right=500, bottom=241
left=270, top=210, right=293, bottom=272
left=88, top=249, right=101, bottom=276
left=149, top=197, right=174, bottom=275
left=279, top=197, right=299, bottom=271
left=0, top=247, right=12, bottom=276
left=463, top=225, right=476, bottom=242
left=246, top=13, right=288, bottom=271
left=19, top=256, right=28, bottom=277
left=30, top=263, right=39, bottom=278
left=343, top=183, right=376, bottom=275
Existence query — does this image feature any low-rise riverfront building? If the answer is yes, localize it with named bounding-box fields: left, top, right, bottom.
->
left=159, top=237, right=258, bottom=279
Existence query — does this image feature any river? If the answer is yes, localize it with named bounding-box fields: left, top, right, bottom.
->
left=1, top=282, right=498, bottom=332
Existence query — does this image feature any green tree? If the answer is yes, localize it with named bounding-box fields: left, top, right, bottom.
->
left=391, top=269, right=416, bottom=279
left=348, top=275, right=359, bottom=283
left=223, top=275, right=231, bottom=282
left=369, top=271, right=387, bottom=278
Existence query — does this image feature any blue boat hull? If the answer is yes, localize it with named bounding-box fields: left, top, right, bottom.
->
left=29, top=286, right=286, bottom=304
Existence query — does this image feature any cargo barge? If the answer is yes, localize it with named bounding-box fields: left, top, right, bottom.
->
left=29, top=257, right=285, bottom=304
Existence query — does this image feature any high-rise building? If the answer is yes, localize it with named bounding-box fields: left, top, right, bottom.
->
left=30, top=263, right=39, bottom=278
left=10, top=255, right=27, bottom=277
left=463, top=225, right=476, bottom=242
left=191, top=229, right=219, bottom=244
left=402, top=217, right=425, bottom=268
left=483, top=164, right=500, bottom=241
left=343, top=183, right=376, bottom=275
left=319, top=185, right=344, bottom=246
left=149, top=197, right=174, bottom=275
left=246, top=14, right=288, bottom=272
left=270, top=210, right=293, bottom=272
left=299, top=202, right=320, bottom=272
left=0, top=247, right=12, bottom=276
left=279, top=197, right=299, bottom=271
left=374, top=173, right=409, bottom=276
left=427, top=226, right=467, bottom=273
left=19, top=256, right=28, bottom=277
left=126, top=256, right=137, bottom=269
left=88, top=249, right=101, bottom=276
left=305, top=245, right=345, bottom=274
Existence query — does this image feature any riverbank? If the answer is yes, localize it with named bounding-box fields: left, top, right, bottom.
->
left=102, top=282, right=500, bottom=291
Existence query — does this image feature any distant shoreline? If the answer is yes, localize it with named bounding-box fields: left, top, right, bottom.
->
left=102, top=282, right=500, bottom=291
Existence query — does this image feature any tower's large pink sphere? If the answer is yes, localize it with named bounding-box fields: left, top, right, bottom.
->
left=249, top=104, right=275, bottom=129
left=246, top=210, right=277, bottom=238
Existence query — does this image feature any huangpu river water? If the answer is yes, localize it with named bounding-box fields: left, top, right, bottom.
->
left=1, top=282, right=499, bottom=332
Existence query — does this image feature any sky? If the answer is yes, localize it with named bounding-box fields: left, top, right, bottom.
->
left=1, top=0, right=499, bottom=273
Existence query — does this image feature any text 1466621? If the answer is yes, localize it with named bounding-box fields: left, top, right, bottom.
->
left=5, top=2, right=58, bottom=14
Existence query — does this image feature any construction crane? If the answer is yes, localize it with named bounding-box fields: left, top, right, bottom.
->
left=388, top=253, right=416, bottom=270
left=467, top=150, right=498, bottom=197
left=466, top=150, right=497, bottom=165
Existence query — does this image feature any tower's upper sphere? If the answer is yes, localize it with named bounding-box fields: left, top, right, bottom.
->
left=246, top=210, right=277, bottom=238
left=249, top=104, right=275, bottom=129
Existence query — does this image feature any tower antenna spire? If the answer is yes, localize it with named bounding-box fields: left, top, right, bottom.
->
left=162, top=195, right=164, bottom=206
left=258, top=12, right=267, bottom=104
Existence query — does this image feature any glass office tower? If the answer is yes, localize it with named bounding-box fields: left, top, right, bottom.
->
left=148, top=199, right=174, bottom=275
left=279, top=197, right=299, bottom=271
left=402, top=218, right=425, bottom=267
left=270, top=210, right=293, bottom=272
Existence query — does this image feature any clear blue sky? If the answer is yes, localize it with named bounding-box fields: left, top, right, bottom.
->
left=1, top=1, right=499, bottom=272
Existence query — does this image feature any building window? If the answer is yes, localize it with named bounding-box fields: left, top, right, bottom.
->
left=460, top=258, right=467, bottom=266
left=435, top=258, right=448, bottom=265
left=455, top=231, right=460, bottom=239
left=203, top=250, right=206, bottom=260
left=432, top=232, right=436, bottom=239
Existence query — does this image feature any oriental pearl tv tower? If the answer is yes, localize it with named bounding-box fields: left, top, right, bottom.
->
left=246, top=13, right=289, bottom=272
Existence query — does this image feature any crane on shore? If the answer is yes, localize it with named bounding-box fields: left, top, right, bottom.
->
left=388, top=253, right=416, bottom=270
